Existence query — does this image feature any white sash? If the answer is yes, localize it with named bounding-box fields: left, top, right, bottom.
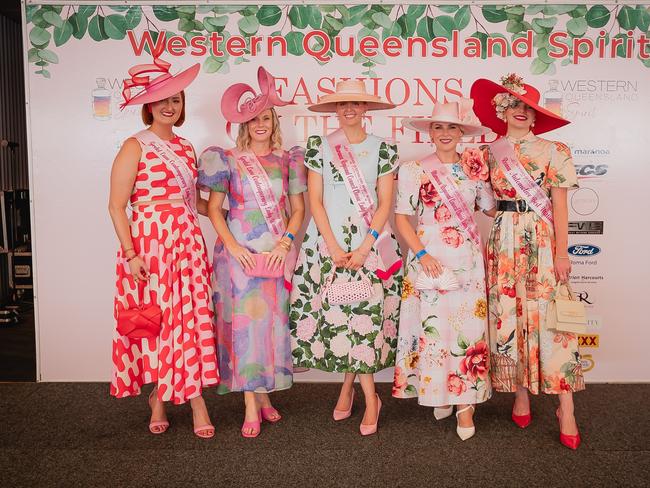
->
left=419, top=153, right=482, bottom=248
left=134, top=130, right=198, bottom=219
left=491, top=137, right=554, bottom=226
left=326, top=129, right=401, bottom=280
left=233, top=149, right=297, bottom=289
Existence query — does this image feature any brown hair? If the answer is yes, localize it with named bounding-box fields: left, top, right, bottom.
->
left=236, top=107, right=283, bottom=152
left=141, top=91, right=186, bottom=127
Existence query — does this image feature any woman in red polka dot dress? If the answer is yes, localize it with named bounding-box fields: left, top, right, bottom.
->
left=108, top=54, right=219, bottom=438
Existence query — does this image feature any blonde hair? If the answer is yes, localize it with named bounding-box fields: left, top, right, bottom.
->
left=236, top=107, right=283, bottom=152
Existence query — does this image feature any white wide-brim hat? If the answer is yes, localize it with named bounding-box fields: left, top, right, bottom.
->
left=402, top=99, right=488, bottom=137
left=308, top=79, right=395, bottom=112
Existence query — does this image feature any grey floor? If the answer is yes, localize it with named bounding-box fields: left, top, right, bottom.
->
left=0, top=382, right=648, bottom=487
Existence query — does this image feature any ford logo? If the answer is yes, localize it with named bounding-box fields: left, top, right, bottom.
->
left=568, top=244, right=601, bottom=256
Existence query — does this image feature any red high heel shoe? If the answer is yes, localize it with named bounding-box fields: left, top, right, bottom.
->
left=556, top=409, right=581, bottom=450
left=511, top=410, right=532, bottom=429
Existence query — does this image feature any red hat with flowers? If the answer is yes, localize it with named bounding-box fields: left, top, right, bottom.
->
left=470, top=73, right=570, bottom=136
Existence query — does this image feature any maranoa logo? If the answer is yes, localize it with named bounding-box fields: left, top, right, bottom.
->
left=568, top=244, right=601, bottom=256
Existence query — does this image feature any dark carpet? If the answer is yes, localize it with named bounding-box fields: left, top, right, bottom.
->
left=0, top=382, right=648, bottom=487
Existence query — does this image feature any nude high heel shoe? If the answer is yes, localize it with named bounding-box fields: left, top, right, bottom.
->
left=456, top=405, right=475, bottom=441
left=433, top=405, right=454, bottom=420
left=333, top=389, right=355, bottom=421
left=360, top=394, right=382, bottom=436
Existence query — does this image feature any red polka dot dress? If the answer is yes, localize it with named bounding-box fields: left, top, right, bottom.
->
left=110, top=134, right=219, bottom=404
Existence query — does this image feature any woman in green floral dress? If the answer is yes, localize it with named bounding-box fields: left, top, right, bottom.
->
left=289, top=80, right=402, bottom=435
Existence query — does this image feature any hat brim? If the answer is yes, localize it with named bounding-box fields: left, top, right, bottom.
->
left=402, top=117, right=489, bottom=137
left=470, top=78, right=570, bottom=136
left=308, top=93, right=395, bottom=112
left=122, top=63, right=200, bottom=107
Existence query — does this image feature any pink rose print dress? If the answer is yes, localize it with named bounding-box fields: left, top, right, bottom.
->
left=289, top=134, right=402, bottom=374
left=392, top=158, right=494, bottom=406
left=111, top=135, right=219, bottom=405
left=484, top=132, right=585, bottom=395
left=198, top=146, right=306, bottom=393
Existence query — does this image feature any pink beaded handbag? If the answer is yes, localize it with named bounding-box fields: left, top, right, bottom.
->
left=322, top=269, right=374, bottom=306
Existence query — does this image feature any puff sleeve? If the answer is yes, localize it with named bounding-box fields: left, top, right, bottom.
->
left=197, top=146, right=231, bottom=193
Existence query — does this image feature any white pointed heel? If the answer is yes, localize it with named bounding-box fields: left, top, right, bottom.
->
left=455, top=405, right=475, bottom=441
left=433, top=405, right=453, bottom=420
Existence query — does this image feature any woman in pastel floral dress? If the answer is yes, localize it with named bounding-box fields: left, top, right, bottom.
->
left=471, top=74, right=584, bottom=449
left=289, top=80, right=402, bottom=435
left=198, top=68, right=306, bottom=438
left=392, top=100, right=495, bottom=440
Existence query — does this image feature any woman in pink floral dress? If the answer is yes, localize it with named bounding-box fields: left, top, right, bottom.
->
left=392, top=100, right=495, bottom=440
left=471, top=74, right=584, bottom=449
left=109, top=55, right=218, bottom=438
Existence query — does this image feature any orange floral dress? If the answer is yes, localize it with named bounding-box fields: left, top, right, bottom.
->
left=484, top=132, right=585, bottom=395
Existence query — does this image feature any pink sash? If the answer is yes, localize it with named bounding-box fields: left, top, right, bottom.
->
left=134, top=130, right=198, bottom=219
left=419, top=153, right=482, bottom=249
left=326, top=129, right=401, bottom=280
left=233, top=149, right=297, bottom=290
left=491, top=137, right=554, bottom=226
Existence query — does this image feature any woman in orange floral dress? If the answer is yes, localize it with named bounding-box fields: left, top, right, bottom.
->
left=471, top=74, right=584, bottom=449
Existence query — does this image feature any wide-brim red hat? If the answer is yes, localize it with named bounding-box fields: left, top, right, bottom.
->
left=470, top=77, right=570, bottom=136
left=120, top=58, right=199, bottom=109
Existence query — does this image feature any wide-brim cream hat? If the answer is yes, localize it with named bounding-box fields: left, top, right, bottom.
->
left=402, top=99, right=488, bottom=137
left=308, top=79, right=395, bottom=112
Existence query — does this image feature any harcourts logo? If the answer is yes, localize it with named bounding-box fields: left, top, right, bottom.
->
left=568, top=244, right=601, bottom=257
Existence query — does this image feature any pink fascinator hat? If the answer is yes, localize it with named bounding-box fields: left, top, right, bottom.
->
left=120, top=45, right=199, bottom=110
left=221, top=66, right=289, bottom=123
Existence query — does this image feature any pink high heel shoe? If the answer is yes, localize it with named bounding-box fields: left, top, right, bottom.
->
left=241, top=412, right=262, bottom=438
left=360, top=394, right=382, bottom=436
left=261, top=407, right=282, bottom=423
left=193, top=423, right=215, bottom=439
left=333, top=389, right=355, bottom=421
left=148, top=389, right=169, bottom=435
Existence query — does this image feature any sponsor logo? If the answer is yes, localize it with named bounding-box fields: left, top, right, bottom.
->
left=586, top=316, right=602, bottom=329
left=570, top=274, right=604, bottom=283
left=578, top=334, right=599, bottom=348
left=576, top=291, right=593, bottom=305
left=580, top=354, right=595, bottom=372
left=575, top=164, right=608, bottom=179
left=571, top=187, right=599, bottom=216
left=572, top=148, right=610, bottom=157
left=568, top=244, right=601, bottom=257
left=568, top=221, right=603, bottom=235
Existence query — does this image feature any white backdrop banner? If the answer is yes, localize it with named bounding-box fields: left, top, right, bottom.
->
left=24, top=2, right=650, bottom=382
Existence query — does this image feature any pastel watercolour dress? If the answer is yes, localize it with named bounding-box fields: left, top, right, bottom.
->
left=111, top=134, right=219, bottom=405
left=198, top=146, right=307, bottom=394
left=289, top=134, right=403, bottom=374
left=392, top=159, right=494, bottom=406
left=484, top=132, right=585, bottom=395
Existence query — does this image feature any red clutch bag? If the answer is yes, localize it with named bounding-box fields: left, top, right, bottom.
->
left=116, top=283, right=162, bottom=339
left=117, top=304, right=162, bottom=339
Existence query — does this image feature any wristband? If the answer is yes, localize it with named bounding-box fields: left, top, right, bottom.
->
left=284, top=232, right=295, bottom=241
left=126, top=255, right=138, bottom=263
left=369, top=228, right=379, bottom=240
left=415, top=249, right=428, bottom=260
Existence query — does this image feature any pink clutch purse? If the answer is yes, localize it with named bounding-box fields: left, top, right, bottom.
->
left=243, top=252, right=284, bottom=279
left=322, top=269, right=374, bottom=306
